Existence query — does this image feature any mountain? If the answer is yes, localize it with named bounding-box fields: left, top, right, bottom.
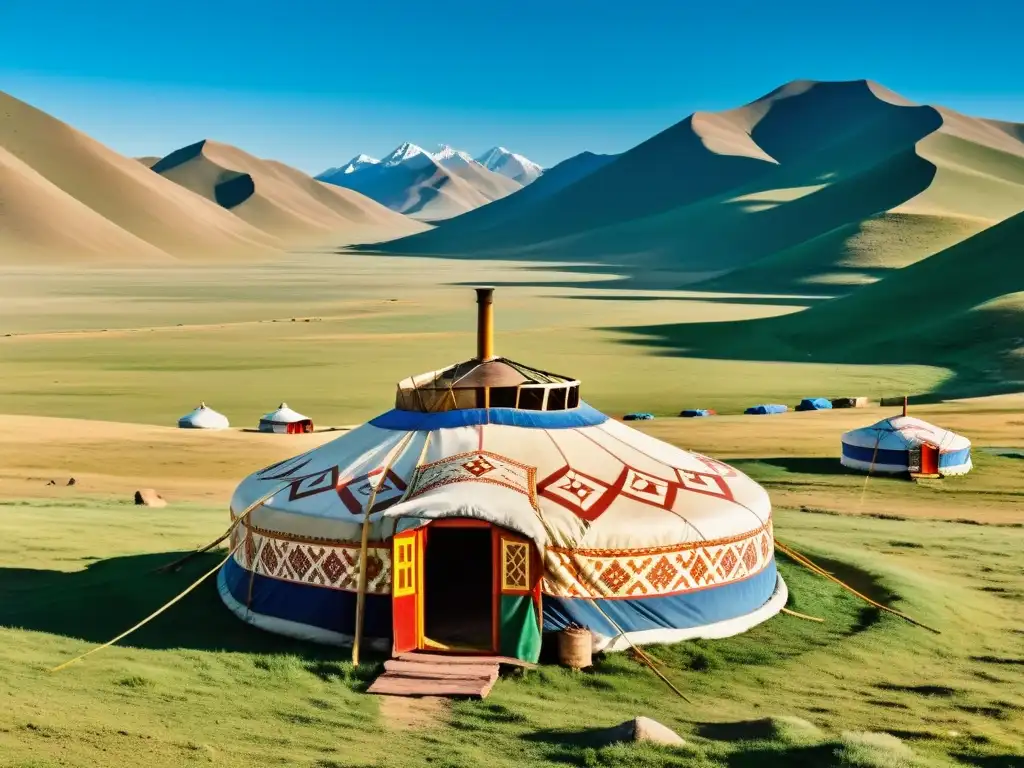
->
left=0, top=90, right=281, bottom=264
left=316, top=142, right=521, bottom=221
left=148, top=140, right=423, bottom=245
left=477, top=146, right=543, bottom=184
left=318, top=153, right=380, bottom=178
left=392, top=151, right=617, bottom=241
left=374, top=80, right=1024, bottom=294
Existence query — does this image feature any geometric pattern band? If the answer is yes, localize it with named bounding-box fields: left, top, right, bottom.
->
left=230, top=524, right=392, bottom=595
left=542, top=520, right=773, bottom=599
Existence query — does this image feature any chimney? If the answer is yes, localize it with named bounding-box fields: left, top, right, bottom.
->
left=902, top=395, right=908, bottom=418
left=475, top=287, right=495, bottom=361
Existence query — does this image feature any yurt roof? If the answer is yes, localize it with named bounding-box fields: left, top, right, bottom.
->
left=260, top=403, right=310, bottom=424
left=232, top=288, right=771, bottom=558
left=399, top=357, right=575, bottom=391
left=178, top=402, right=229, bottom=429
left=841, top=416, right=970, bottom=452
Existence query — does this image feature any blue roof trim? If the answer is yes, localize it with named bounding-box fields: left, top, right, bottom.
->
left=369, top=402, right=609, bottom=430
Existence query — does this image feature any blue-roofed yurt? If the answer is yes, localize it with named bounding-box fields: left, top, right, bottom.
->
left=745, top=404, right=788, bottom=415
left=840, top=416, right=972, bottom=477
left=796, top=398, right=832, bottom=411
left=219, top=289, right=785, bottom=663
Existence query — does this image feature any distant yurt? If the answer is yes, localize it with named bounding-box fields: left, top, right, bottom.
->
left=258, top=403, right=313, bottom=434
left=219, top=289, right=785, bottom=664
left=680, top=409, right=715, bottom=418
left=796, top=398, right=832, bottom=411
left=745, top=404, right=788, bottom=415
left=178, top=402, right=229, bottom=430
left=840, top=416, right=972, bottom=477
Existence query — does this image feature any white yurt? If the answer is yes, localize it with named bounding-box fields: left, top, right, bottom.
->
left=258, top=403, right=314, bottom=434
left=840, top=415, right=972, bottom=476
left=219, top=289, right=785, bottom=663
left=178, top=402, right=230, bottom=430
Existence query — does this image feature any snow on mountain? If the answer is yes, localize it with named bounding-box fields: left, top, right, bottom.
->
left=432, top=144, right=478, bottom=169
left=476, top=146, right=543, bottom=184
left=341, top=153, right=379, bottom=174
left=381, top=142, right=434, bottom=169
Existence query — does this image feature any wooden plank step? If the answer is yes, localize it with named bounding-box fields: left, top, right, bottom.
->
left=395, top=652, right=537, bottom=669
left=367, top=674, right=496, bottom=698
left=382, top=660, right=498, bottom=679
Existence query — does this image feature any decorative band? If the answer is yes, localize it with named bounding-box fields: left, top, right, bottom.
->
left=229, top=524, right=392, bottom=595
left=542, top=522, right=774, bottom=599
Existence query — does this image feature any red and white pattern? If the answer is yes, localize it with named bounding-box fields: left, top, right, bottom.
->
left=232, top=525, right=392, bottom=594
left=407, top=451, right=538, bottom=510
left=337, top=468, right=408, bottom=515
left=542, top=520, right=773, bottom=599
left=537, top=466, right=621, bottom=521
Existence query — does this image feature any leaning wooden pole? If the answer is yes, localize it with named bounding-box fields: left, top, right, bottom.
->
left=351, top=432, right=416, bottom=666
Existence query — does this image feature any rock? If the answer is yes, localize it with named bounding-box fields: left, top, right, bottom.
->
left=134, top=489, right=167, bottom=508
left=46, top=480, right=56, bottom=486
left=601, top=717, right=685, bottom=747
left=66, top=478, right=76, bottom=486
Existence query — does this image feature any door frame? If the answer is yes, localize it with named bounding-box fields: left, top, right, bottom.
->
left=391, top=518, right=542, bottom=656
left=419, top=518, right=499, bottom=654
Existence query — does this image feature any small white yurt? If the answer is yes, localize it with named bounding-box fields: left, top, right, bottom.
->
left=178, top=402, right=230, bottom=430
left=258, top=403, right=313, bottom=434
left=219, top=289, right=785, bottom=664
left=840, top=415, right=972, bottom=477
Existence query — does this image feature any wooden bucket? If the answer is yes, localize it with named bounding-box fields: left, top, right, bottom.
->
left=558, top=625, right=593, bottom=669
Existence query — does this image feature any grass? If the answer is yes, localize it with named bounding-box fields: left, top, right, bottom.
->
left=0, top=255, right=949, bottom=425
left=0, top=496, right=1021, bottom=767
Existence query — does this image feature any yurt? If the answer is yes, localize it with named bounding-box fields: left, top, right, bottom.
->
left=840, top=415, right=972, bottom=477
left=178, top=402, right=230, bottom=430
left=796, top=398, right=832, bottom=411
left=258, top=403, right=313, bottom=434
left=745, top=404, right=788, bottom=415
left=219, top=289, right=785, bottom=663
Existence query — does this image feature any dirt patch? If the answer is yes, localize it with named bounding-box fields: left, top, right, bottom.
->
left=377, top=695, right=449, bottom=731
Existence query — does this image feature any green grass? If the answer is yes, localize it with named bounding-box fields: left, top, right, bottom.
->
left=0, top=256, right=948, bottom=425
left=0, top=497, right=1021, bottom=767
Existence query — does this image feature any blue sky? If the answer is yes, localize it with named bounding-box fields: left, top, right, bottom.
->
left=3, top=0, right=1022, bottom=174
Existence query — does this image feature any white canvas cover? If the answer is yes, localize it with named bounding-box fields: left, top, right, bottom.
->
left=178, top=402, right=229, bottom=430
left=258, top=402, right=311, bottom=433
left=840, top=416, right=972, bottom=475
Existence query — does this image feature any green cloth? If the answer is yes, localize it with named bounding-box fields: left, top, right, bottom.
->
left=499, top=594, right=542, bottom=663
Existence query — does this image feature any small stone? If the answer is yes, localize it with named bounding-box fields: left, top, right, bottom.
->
left=134, top=489, right=167, bottom=508
left=66, top=478, right=76, bottom=486
left=599, top=717, right=685, bottom=747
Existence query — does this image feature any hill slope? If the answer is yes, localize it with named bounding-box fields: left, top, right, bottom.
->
left=398, top=151, right=617, bottom=241
left=377, top=80, right=1024, bottom=294
left=0, top=91, right=281, bottom=262
left=0, top=146, right=171, bottom=264
left=149, top=140, right=425, bottom=244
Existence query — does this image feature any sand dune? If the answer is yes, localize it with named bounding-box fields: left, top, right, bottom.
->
left=0, top=146, right=171, bottom=264
left=149, top=140, right=426, bottom=244
left=378, top=79, right=1024, bottom=296
left=0, top=91, right=282, bottom=262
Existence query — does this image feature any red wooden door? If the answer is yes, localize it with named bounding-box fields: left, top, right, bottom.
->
left=920, top=444, right=939, bottom=475
left=392, top=529, right=421, bottom=654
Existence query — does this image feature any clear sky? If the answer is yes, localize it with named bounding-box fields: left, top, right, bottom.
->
left=3, top=0, right=1022, bottom=174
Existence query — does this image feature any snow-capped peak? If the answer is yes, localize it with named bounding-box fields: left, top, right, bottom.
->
left=341, top=153, right=380, bottom=174
left=475, top=146, right=543, bottom=183
left=432, top=144, right=478, bottom=168
left=382, top=142, right=432, bottom=167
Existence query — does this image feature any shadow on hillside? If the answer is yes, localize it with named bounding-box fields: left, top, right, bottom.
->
left=954, top=755, right=1024, bottom=768
left=754, top=457, right=856, bottom=476
left=0, top=551, right=379, bottom=661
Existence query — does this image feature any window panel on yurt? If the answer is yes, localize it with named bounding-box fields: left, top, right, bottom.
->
left=566, top=385, right=580, bottom=409
left=547, top=387, right=568, bottom=411
left=518, top=388, right=546, bottom=411
left=489, top=387, right=518, bottom=408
